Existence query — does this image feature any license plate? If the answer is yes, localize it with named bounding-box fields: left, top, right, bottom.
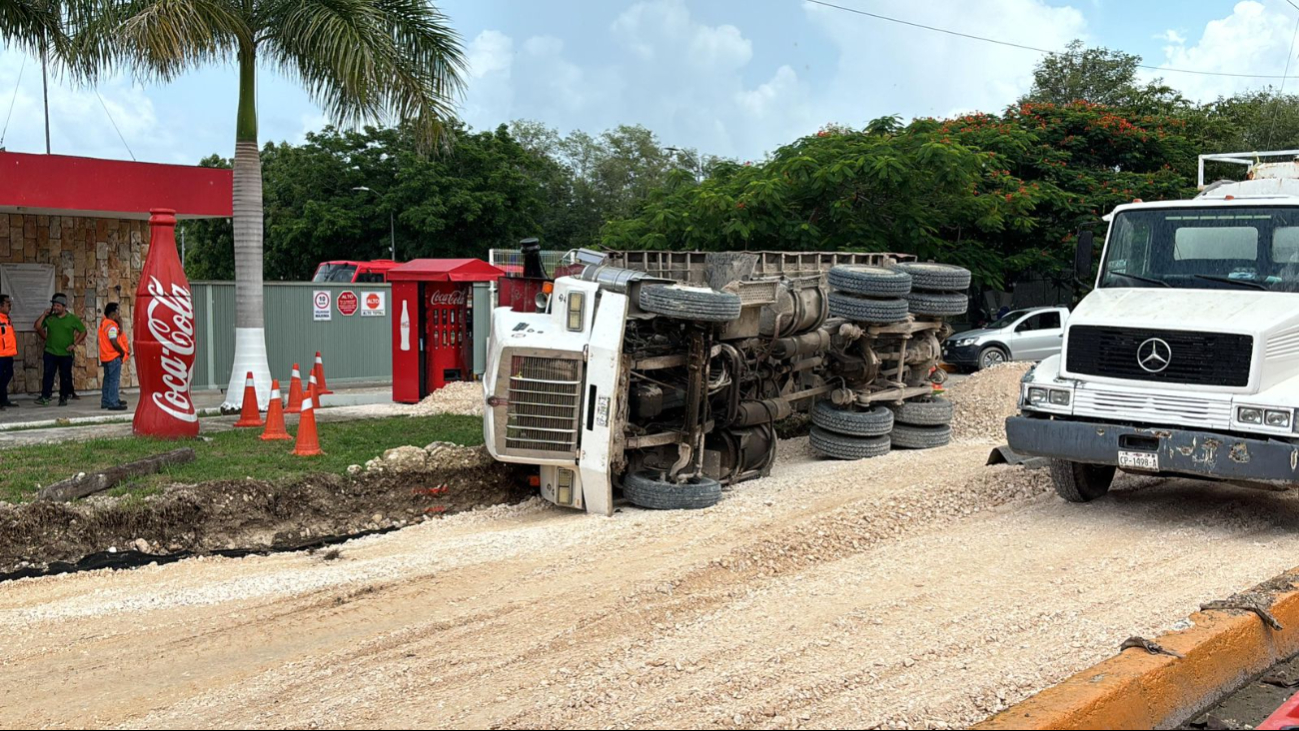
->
left=1118, top=450, right=1159, bottom=471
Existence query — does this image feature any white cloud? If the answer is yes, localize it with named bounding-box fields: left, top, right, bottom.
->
left=0, top=49, right=174, bottom=162
left=456, top=0, right=1093, bottom=162
left=1156, top=29, right=1187, bottom=45
left=804, top=0, right=1086, bottom=124
left=1150, top=1, right=1297, bottom=99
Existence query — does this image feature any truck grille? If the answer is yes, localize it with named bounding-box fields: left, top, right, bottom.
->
left=1067, top=326, right=1253, bottom=387
left=1073, top=388, right=1232, bottom=429
left=506, top=356, right=582, bottom=454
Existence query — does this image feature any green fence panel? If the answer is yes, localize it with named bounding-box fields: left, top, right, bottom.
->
left=191, top=282, right=392, bottom=392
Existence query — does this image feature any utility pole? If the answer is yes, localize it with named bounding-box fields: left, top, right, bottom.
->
left=389, top=210, right=395, bottom=260
left=40, top=40, right=50, bottom=154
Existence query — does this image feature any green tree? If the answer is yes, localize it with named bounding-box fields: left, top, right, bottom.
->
left=603, top=103, right=1208, bottom=294
left=83, top=0, right=465, bottom=410
left=184, top=123, right=548, bottom=280
left=1021, top=40, right=1183, bottom=112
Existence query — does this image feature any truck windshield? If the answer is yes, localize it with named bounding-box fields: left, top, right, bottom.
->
left=313, top=264, right=358, bottom=283
left=1100, top=207, right=1299, bottom=292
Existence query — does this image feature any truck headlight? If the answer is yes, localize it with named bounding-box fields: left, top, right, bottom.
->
left=1049, top=390, right=1071, bottom=406
left=1238, top=407, right=1263, bottom=425
left=1266, top=409, right=1292, bottom=428
left=1028, top=387, right=1048, bottom=405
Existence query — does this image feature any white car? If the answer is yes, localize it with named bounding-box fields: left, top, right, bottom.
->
left=942, top=306, right=1069, bottom=371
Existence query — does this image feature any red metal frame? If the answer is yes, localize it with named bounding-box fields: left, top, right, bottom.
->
left=0, top=151, right=231, bottom=219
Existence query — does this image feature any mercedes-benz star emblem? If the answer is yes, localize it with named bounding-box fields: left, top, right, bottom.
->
left=1137, top=337, right=1172, bottom=373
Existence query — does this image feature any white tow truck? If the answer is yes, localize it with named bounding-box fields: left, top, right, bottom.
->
left=483, top=247, right=972, bottom=514
left=1009, top=151, right=1299, bottom=501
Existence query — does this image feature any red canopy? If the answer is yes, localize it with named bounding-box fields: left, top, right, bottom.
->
left=386, top=258, right=504, bottom=283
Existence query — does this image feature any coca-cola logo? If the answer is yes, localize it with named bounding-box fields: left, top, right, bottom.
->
left=145, top=276, right=198, bottom=423
left=430, top=289, right=466, bottom=306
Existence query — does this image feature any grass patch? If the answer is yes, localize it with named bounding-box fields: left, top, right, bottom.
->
left=0, top=414, right=484, bottom=503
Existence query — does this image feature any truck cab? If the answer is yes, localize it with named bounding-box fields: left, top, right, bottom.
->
left=1009, top=151, right=1299, bottom=502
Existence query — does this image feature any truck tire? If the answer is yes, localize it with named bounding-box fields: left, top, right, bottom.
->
left=828, top=265, right=912, bottom=297
left=890, top=423, right=953, bottom=449
left=639, top=284, right=741, bottom=323
left=905, top=291, right=968, bottom=317
left=811, top=401, right=894, bottom=437
left=622, top=472, right=723, bottom=510
left=1049, top=459, right=1115, bottom=503
left=890, top=396, right=954, bottom=427
left=810, top=426, right=891, bottom=460
left=890, top=262, right=972, bottom=292
left=827, top=292, right=909, bottom=323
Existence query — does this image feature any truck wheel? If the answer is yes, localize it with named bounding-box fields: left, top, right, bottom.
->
left=978, top=346, right=1009, bottom=369
left=890, top=423, right=953, bottom=449
left=828, top=265, right=912, bottom=297
left=639, top=284, right=742, bottom=323
left=622, top=472, right=723, bottom=510
left=810, top=426, right=891, bottom=460
left=827, top=292, right=909, bottom=323
left=905, top=291, right=968, bottom=317
left=811, top=401, right=894, bottom=437
left=1049, top=459, right=1115, bottom=503
left=890, top=262, right=972, bottom=292
left=890, top=396, right=954, bottom=427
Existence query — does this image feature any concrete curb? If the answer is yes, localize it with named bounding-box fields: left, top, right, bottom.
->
left=977, top=583, right=1299, bottom=730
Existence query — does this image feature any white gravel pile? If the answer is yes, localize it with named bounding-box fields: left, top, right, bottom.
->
left=407, top=381, right=483, bottom=417
left=947, top=362, right=1033, bottom=441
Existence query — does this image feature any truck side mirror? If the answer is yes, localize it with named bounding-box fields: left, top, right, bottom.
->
left=1074, top=230, right=1094, bottom=279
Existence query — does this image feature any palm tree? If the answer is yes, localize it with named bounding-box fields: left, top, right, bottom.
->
left=79, top=0, right=464, bottom=410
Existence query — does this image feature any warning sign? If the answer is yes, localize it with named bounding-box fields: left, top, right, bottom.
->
left=313, top=290, right=332, bottom=321
left=361, top=290, right=386, bottom=317
left=337, top=291, right=359, bottom=316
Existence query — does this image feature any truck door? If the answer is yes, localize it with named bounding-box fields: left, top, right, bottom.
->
left=1012, top=310, right=1063, bottom=360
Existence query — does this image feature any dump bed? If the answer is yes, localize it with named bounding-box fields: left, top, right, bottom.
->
left=604, top=250, right=914, bottom=287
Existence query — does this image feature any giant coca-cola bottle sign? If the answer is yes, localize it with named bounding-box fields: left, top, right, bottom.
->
left=133, top=208, right=199, bottom=438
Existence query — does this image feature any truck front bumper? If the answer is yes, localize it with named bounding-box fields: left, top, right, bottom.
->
left=1005, top=416, right=1299, bottom=485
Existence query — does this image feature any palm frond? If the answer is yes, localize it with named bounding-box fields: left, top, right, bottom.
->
left=260, top=0, right=465, bottom=150
left=2, top=0, right=71, bottom=59
left=71, top=0, right=251, bottom=82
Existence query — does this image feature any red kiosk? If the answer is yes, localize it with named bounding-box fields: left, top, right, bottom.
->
left=388, top=258, right=504, bottom=403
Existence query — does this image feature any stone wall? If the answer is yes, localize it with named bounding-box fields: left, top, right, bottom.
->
left=1, top=213, right=147, bottom=395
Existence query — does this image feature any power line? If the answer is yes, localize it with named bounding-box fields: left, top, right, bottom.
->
left=1, top=56, right=27, bottom=147
left=1266, top=13, right=1299, bottom=148
left=94, top=89, right=136, bottom=161
left=803, top=0, right=1299, bottom=80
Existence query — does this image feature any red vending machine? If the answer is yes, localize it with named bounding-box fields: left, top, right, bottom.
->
left=388, top=259, right=504, bottom=404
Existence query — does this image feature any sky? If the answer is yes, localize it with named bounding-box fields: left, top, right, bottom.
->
left=2, top=0, right=1299, bottom=165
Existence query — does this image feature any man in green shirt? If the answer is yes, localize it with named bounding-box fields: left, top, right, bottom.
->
left=35, top=293, right=87, bottom=407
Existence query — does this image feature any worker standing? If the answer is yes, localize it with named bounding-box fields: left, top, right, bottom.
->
left=0, top=294, right=16, bottom=410
left=35, top=293, right=86, bottom=407
left=98, top=303, right=129, bottom=411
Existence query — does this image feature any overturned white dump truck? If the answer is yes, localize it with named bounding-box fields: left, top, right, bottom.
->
left=483, top=248, right=971, bottom=514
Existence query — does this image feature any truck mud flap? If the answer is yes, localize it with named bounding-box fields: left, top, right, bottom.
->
left=986, top=445, right=1049, bottom=469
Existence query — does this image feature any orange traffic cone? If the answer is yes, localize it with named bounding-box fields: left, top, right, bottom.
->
left=286, top=363, right=305, bottom=414
left=292, top=383, right=323, bottom=457
left=261, top=380, right=292, bottom=441
left=233, top=371, right=263, bottom=428
left=313, top=351, right=334, bottom=395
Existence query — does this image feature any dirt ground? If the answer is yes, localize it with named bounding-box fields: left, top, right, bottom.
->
left=7, top=432, right=1299, bottom=728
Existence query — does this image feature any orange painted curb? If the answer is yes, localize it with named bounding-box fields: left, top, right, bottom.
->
left=977, top=584, right=1299, bottom=730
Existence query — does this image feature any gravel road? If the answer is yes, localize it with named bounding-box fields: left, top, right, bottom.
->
left=6, top=433, right=1299, bottom=729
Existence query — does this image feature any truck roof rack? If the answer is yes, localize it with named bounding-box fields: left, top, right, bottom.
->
left=1198, top=150, right=1299, bottom=189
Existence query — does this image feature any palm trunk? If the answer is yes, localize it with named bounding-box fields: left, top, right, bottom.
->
left=221, top=45, right=271, bottom=411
